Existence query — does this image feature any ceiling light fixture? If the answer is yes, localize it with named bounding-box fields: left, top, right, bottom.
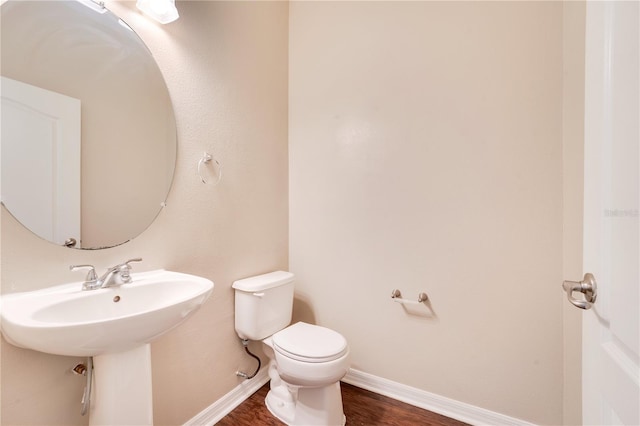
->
left=136, top=0, right=179, bottom=24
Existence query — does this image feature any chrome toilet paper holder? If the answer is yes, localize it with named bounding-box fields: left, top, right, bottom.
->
left=391, top=289, right=428, bottom=305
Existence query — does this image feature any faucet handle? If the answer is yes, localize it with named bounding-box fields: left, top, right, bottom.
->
left=70, top=264, right=97, bottom=281
left=119, top=258, right=142, bottom=283
left=123, top=258, right=143, bottom=266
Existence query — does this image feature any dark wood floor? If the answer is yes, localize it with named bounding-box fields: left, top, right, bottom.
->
left=216, top=382, right=469, bottom=426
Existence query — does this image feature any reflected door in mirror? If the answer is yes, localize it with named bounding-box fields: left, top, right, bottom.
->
left=1, top=77, right=81, bottom=246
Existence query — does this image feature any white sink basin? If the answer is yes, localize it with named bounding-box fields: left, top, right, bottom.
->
left=0, top=269, right=214, bottom=356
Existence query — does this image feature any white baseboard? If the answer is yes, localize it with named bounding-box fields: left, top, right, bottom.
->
left=342, top=369, right=536, bottom=426
left=184, top=367, right=535, bottom=426
left=183, top=368, right=269, bottom=426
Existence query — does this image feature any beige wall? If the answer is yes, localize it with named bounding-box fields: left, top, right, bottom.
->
left=1, top=1, right=587, bottom=425
left=0, top=1, right=288, bottom=425
left=289, top=2, right=565, bottom=424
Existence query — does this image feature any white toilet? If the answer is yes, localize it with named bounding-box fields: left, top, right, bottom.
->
left=232, top=271, right=350, bottom=426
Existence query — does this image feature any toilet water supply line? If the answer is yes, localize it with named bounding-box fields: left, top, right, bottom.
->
left=236, top=339, right=261, bottom=379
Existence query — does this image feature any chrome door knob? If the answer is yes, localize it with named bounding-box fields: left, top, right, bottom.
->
left=562, top=273, right=598, bottom=310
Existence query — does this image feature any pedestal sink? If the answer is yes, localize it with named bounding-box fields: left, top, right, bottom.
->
left=0, top=269, right=214, bottom=425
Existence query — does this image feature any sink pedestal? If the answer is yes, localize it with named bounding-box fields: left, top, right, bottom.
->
left=90, top=344, right=153, bottom=425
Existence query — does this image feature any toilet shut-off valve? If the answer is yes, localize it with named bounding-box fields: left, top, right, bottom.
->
left=236, top=339, right=261, bottom=380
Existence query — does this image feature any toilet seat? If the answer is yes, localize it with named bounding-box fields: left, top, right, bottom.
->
left=272, top=322, right=348, bottom=363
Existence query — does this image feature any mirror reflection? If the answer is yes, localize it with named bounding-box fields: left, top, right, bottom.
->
left=1, top=0, right=177, bottom=249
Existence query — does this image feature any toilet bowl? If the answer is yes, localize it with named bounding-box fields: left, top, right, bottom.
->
left=232, top=271, right=350, bottom=426
left=271, top=322, right=349, bottom=387
left=263, top=322, right=349, bottom=425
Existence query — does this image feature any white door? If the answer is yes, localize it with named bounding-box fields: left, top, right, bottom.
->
left=579, top=1, right=639, bottom=424
left=1, top=76, right=81, bottom=247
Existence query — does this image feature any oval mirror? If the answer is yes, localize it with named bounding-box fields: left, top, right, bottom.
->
left=0, top=0, right=176, bottom=249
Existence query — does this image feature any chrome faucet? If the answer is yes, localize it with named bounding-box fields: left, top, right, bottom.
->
left=70, top=258, right=142, bottom=290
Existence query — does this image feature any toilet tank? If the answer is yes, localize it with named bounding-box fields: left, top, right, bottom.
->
left=232, top=271, right=295, bottom=340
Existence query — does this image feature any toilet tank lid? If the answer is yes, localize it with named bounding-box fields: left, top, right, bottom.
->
left=232, top=271, right=294, bottom=292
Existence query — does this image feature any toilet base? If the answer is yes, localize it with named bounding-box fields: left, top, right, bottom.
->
left=265, top=381, right=346, bottom=426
